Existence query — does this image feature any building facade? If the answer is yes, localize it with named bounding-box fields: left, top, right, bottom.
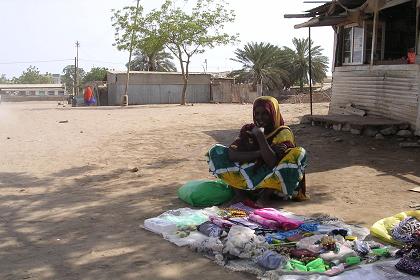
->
left=288, top=0, right=420, bottom=135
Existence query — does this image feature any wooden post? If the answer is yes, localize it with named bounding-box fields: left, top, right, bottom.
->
left=416, top=0, right=419, bottom=53
left=75, top=41, right=80, bottom=96
left=370, top=9, right=378, bottom=66
left=309, top=27, right=313, bottom=115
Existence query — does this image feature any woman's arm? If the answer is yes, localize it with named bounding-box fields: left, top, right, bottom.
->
left=228, top=148, right=261, bottom=163
left=252, top=127, right=278, bottom=168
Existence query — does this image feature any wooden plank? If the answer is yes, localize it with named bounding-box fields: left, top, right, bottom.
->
left=409, top=187, right=420, bottom=193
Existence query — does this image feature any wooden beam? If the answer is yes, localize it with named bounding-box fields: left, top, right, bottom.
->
left=284, top=13, right=315, bottom=18
left=370, top=10, right=378, bottom=66
left=416, top=1, right=419, bottom=54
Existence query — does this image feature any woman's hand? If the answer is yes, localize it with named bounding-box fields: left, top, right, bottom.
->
left=251, top=126, right=264, bottom=139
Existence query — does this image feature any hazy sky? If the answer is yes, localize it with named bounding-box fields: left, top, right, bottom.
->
left=0, top=0, right=334, bottom=79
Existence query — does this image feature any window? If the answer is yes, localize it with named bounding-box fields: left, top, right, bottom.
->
left=58, top=91, right=65, bottom=96
left=364, top=21, right=384, bottom=64
left=47, top=90, right=55, bottom=96
left=38, top=91, right=45, bottom=96
left=342, top=26, right=364, bottom=64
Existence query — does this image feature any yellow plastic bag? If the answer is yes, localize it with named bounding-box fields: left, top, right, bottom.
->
left=370, top=210, right=420, bottom=245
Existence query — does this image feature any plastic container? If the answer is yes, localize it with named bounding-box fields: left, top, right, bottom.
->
left=346, top=256, right=362, bottom=266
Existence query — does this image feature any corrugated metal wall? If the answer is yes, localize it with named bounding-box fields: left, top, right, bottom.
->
left=329, top=65, right=420, bottom=130
left=107, top=72, right=211, bottom=105
left=109, top=84, right=210, bottom=105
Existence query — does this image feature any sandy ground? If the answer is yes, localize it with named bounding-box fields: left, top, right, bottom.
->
left=0, top=101, right=419, bottom=280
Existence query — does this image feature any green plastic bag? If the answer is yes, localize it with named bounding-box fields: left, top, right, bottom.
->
left=177, top=180, right=235, bottom=207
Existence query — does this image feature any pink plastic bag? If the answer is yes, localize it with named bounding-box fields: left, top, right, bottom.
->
left=253, top=208, right=303, bottom=230
left=248, top=213, right=280, bottom=230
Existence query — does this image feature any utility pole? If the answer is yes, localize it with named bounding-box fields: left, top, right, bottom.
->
left=74, top=57, right=77, bottom=96
left=122, top=0, right=140, bottom=106
left=75, top=41, right=80, bottom=96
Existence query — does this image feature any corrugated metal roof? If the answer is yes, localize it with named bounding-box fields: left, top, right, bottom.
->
left=294, top=15, right=348, bottom=28
left=0, top=84, right=64, bottom=89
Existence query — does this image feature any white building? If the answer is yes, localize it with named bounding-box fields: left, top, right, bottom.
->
left=0, top=84, right=66, bottom=96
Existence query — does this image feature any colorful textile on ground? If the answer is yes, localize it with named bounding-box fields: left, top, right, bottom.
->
left=395, top=253, right=420, bottom=276
left=370, top=210, right=420, bottom=245
left=391, top=217, right=420, bottom=244
left=229, top=202, right=257, bottom=213
left=144, top=206, right=420, bottom=279
left=207, top=144, right=306, bottom=195
left=254, top=208, right=303, bottom=230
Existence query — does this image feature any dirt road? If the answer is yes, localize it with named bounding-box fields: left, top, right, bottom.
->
left=0, top=102, right=418, bottom=279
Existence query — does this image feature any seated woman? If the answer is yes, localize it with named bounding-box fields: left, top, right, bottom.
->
left=207, top=96, right=308, bottom=201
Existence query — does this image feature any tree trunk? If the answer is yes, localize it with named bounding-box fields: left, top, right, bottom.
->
left=181, top=75, right=188, bottom=105
left=299, top=78, right=304, bottom=90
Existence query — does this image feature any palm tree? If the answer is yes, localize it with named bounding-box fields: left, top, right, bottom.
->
left=229, top=42, right=291, bottom=92
left=127, top=50, right=177, bottom=72
left=284, top=38, right=328, bottom=90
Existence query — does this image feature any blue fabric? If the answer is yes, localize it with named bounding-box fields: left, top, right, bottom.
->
left=257, top=250, right=286, bottom=270
left=267, top=229, right=301, bottom=242
left=299, top=223, right=319, bottom=232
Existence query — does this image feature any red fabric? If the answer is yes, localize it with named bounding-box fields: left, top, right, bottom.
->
left=84, top=86, right=93, bottom=102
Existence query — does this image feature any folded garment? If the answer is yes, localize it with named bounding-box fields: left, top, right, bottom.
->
left=228, top=217, right=263, bottom=230
left=209, top=216, right=234, bottom=229
left=270, top=229, right=302, bottom=240
left=197, top=221, right=224, bottom=237
left=290, top=248, right=318, bottom=263
left=395, top=255, right=420, bottom=276
left=391, top=217, right=420, bottom=244
left=257, top=250, right=286, bottom=270
left=229, top=202, right=257, bottom=213
left=249, top=213, right=280, bottom=230
left=253, top=208, right=303, bottom=230
left=299, top=223, right=319, bottom=232
left=353, top=240, right=371, bottom=255
left=320, top=244, right=357, bottom=262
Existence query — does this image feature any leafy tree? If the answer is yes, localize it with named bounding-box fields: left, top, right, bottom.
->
left=229, top=42, right=291, bottom=92
left=127, top=50, right=176, bottom=71
left=61, top=65, right=85, bottom=94
left=0, top=74, right=9, bottom=84
left=13, top=66, right=53, bottom=84
left=112, top=0, right=238, bottom=105
left=83, top=67, right=108, bottom=83
left=284, top=38, right=328, bottom=90
left=113, top=4, right=170, bottom=72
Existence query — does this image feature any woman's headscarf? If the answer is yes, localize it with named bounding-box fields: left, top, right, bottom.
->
left=253, top=96, right=284, bottom=131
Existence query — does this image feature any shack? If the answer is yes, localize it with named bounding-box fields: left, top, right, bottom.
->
left=106, top=71, right=211, bottom=105
left=288, top=0, right=420, bottom=135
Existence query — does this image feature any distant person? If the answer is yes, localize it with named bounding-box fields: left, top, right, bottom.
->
left=407, top=48, right=416, bottom=64
left=207, top=96, right=308, bottom=201
left=83, top=86, right=96, bottom=106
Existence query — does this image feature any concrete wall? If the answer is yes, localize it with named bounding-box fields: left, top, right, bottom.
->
left=107, top=72, right=211, bottom=105
left=1, top=95, right=68, bottom=102
left=211, top=79, right=260, bottom=103
left=329, top=64, right=420, bottom=134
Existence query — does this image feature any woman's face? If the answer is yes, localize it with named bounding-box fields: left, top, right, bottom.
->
left=254, top=106, right=272, bottom=129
